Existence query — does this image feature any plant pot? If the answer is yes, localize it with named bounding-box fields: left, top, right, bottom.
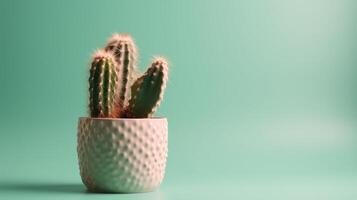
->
left=77, top=117, right=168, bottom=193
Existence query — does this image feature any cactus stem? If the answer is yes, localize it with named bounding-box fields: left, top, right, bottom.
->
left=88, top=50, right=120, bottom=118
left=124, top=57, right=168, bottom=118
left=105, top=34, right=138, bottom=110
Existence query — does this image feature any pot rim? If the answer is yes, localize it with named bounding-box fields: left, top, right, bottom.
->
left=78, top=117, right=167, bottom=121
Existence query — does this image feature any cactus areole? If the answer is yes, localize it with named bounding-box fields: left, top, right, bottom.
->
left=88, top=34, right=169, bottom=118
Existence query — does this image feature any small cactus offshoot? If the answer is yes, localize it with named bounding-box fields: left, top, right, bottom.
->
left=88, top=34, right=169, bottom=118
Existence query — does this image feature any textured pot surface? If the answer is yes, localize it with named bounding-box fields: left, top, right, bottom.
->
left=77, top=117, right=168, bottom=193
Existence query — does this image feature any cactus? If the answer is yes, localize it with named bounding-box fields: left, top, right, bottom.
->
left=105, top=34, right=138, bottom=108
left=124, top=57, right=168, bottom=118
left=88, top=34, right=168, bottom=118
left=88, top=50, right=120, bottom=118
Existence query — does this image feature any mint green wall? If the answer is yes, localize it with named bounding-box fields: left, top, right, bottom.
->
left=1, top=0, right=357, bottom=186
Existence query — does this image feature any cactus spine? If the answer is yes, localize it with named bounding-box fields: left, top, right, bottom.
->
left=124, top=57, right=168, bottom=118
left=88, top=34, right=169, bottom=118
left=105, top=34, right=138, bottom=109
left=89, top=50, right=119, bottom=118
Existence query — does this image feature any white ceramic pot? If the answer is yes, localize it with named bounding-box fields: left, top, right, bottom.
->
left=77, top=117, right=168, bottom=193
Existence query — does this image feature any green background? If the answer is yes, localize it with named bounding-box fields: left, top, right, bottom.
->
left=1, top=0, right=357, bottom=199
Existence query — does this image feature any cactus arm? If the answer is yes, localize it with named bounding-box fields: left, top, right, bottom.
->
left=124, top=57, right=168, bottom=118
left=105, top=34, right=138, bottom=109
left=120, top=43, right=130, bottom=105
left=88, top=50, right=119, bottom=118
left=89, top=58, right=102, bottom=117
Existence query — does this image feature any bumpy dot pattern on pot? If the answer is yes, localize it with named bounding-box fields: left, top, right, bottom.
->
left=77, top=118, right=168, bottom=193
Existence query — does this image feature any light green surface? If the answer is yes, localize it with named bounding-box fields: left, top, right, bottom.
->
left=1, top=0, right=357, bottom=199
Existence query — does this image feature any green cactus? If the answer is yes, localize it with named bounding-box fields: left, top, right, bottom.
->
left=105, top=34, right=138, bottom=109
left=124, top=57, right=168, bottom=118
left=88, top=50, right=120, bottom=118
left=87, top=34, right=168, bottom=118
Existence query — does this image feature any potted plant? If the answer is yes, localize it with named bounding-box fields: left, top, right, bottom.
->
left=77, top=34, right=169, bottom=193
